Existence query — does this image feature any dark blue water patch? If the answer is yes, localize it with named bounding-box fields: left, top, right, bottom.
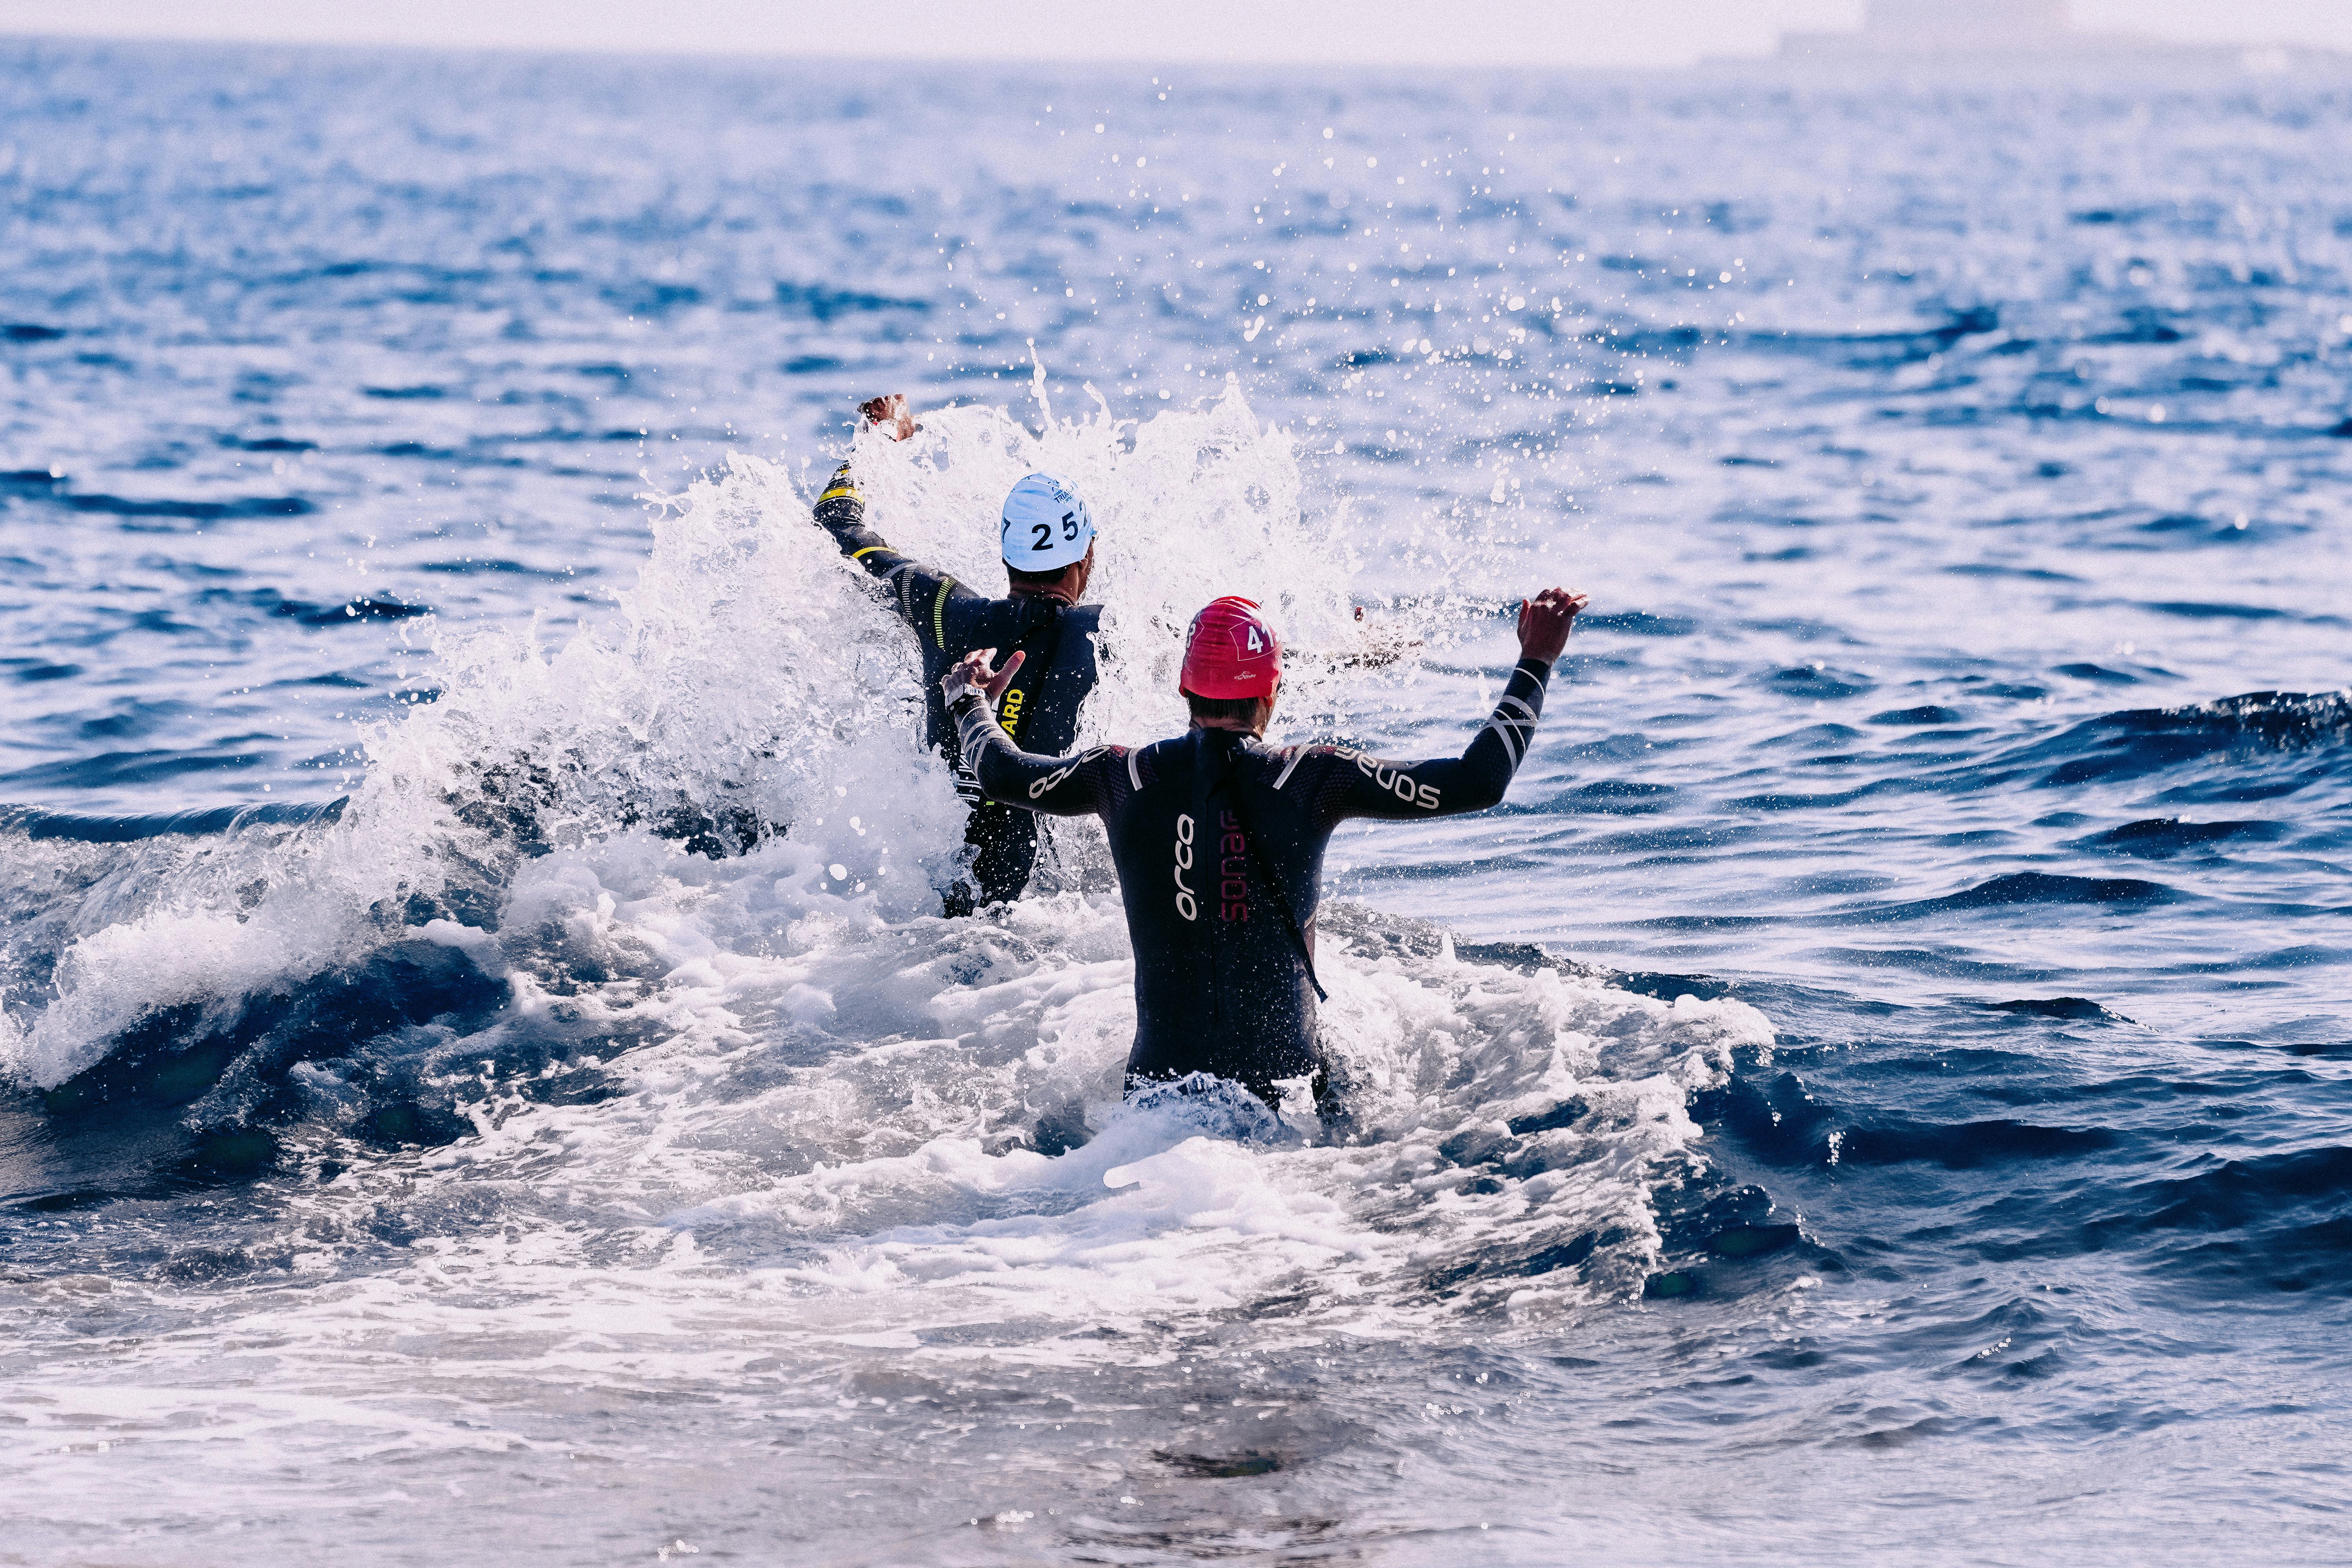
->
left=2054, top=663, right=2138, bottom=684
left=2051, top=1146, right=2352, bottom=1296
left=128, top=607, right=205, bottom=635
left=1564, top=821, right=1764, bottom=857
left=187, top=586, right=424, bottom=625
left=2, top=467, right=66, bottom=486
left=131, top=554, right=240, bottom=583
left=2143, top=601, right=2288, bottom=621
left=1840, top=1116, right=2125, bottom=1170
left=491, top=425, right=621, bottom=445
left=9, top=661, right=82, bottom=682
left=1549, top=780, right=1677, bottom=815
left=0, top=796, right=346, bottom=843
left=1690, top=1043, right=2351, bottom=1298
left=1765, top=666, right=1875, bottom=701
left=2075, top=818, right=2290, bottom=858
left=773, top=280, right=930, bottom=322
left=2236, top=944, right=2352, bottom=975
left=1870, top=706, right=1965, bottom=726
left=362, top=385, right=446, bottom=399
left=2147, top=767, right=2344, bottom=807
left=418, top=557, right=567, bottom=576
left=3, top=323, right=68, bottom=341
left=2004, top=691, right=2351, bottom=790
left=24, top=939, right=528, bottom=1184
left=1688, top=1069, right=1841, bottom=1167
left=0, top=746, right=269, bottom=792
left=1721, top=776, right=1926, bottom=812
left=2082, top=311, right=2188, bottom=346
left=1747, top=306, right=2000, bottom=369
left=2140, top=514, right=2297, bottom=548
left=60, top=493, right=316, bottom=520
left=1943, top=564, right=2082, bottom=582
left=223, top=436, right=316, bottom=452
left=280, top=591, right=430, bottom=624
left=1559, top=728, right=1682, bottom=765
left=72, top=699, right=194, bottom=742
left=1759, top=722, right=1866, bottom=751
left=1988, top=997, right=2134, bottom=1023
left=2138, top=512, right=2219, bottom=538
left=1575, top=610, right=1697, bottom=637
left=1892, top=871, right=2184, bottom=916
left=1643, top=1180, right=1824, bottom=1294
left=611, top=280, right=703, bottom=315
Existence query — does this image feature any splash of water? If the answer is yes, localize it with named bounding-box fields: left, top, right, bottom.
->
left=3, top=385, right=1769, bottom=1319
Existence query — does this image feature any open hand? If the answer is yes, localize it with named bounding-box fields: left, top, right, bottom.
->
left=1516, top=587, right=1589, bottom=664
left=945, top=646, right=1025, bottom=704
left=859, top=393, right=917, bottom=441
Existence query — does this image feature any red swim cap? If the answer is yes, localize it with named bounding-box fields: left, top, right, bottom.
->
left=1180, top=596, right=1281, bottom=700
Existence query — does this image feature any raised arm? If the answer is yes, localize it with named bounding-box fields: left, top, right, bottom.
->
left=941, top=649, right=1120, bottom=818
left=1307, top=588, right=1585, bottom=824
left=812, top=394, right=928, bottom=573
left=814, top=395, right=984, bottom=647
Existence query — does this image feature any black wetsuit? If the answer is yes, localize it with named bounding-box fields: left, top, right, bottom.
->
left=947, top=657, right=1552, bottom=1102
left=815, top=462, right=1102, bottom=914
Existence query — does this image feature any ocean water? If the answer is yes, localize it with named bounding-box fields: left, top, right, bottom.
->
left=2, top=37, right=2349, bottom=1564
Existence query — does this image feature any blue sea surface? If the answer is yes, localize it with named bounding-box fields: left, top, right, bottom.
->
left=2, top=38, right=2349, bottom=1565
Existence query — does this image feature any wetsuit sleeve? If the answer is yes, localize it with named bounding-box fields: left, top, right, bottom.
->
left=812, top=461, right=905, bottom=574
left=813, top=460, right=984, bottom=651
left=945, top=689, right=1120, bottom=818
left=1298, top=657, right=1552, bottom=825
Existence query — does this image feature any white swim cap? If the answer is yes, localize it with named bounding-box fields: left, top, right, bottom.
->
left=999, top=471, right=1096, bottom=571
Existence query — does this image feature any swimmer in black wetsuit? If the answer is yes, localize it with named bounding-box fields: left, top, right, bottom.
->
left=938, top=587, right=1588, bottom=1108
left=813, top=393, right=1104, bottom=916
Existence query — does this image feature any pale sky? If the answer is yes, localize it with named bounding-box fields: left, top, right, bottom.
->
left=1, top=0, right=2346, bottom=66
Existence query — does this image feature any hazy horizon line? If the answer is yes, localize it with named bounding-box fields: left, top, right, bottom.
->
left=4, top=25, right=2334, bottom=74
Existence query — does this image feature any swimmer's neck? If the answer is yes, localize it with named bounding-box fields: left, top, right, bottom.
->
left=1189, top=717, right=1268, bottom=738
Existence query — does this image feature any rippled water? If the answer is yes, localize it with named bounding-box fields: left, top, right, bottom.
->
left=3, top=39, right=2349, bottom=1566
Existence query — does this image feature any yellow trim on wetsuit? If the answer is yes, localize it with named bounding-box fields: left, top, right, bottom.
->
left=818, top=485, right=860, bottom=504
left=850, top=545, right=889, bottom=560
left=933, top=577, right=955, bottom=648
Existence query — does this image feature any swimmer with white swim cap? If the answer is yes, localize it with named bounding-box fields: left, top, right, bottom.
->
left=811, top=393, right=1102, bottom=915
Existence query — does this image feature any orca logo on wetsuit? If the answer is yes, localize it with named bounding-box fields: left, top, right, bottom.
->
left=1337, top=748, right=1443, bottom=810
left=1174, top=812, right=1198, bottom=921
left=1219, top=810, right=1250, bottom=922
left=1027, top=746, right=1110, bottom=800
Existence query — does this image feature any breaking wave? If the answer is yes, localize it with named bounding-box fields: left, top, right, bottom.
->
left=2, top=389, right=1774, bottom=1325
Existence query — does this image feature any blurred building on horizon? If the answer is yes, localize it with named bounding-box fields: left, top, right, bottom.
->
left=1776, top=0, right=2324, bottom=68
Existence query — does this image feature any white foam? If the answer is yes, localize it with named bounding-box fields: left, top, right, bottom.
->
left=3, top=388, right=1773, bottom=1336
